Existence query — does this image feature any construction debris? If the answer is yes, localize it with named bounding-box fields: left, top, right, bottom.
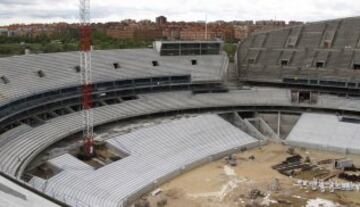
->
left=272, top=155, right=313, bottom=176
left=277, top=199, right=292, bottom=205
left=318, top=159, right=334, bottom=165
left=296, top=179, right=360, bottom=192
left=225, top=154, right=237, bottom=166
left=344, top=165, right=360, bottom=172
left=248, top=189, right=264, bottom=200
left=335, top=159, right=353, bottom=169
left=339, top=172, right=360, bottom=182
left=249, top=155, right=255, bottom=160
left=25, top=163, right=59, bottom=180
left=306, top=198, right=344, bottom=207
left=134, top=198, right=150, bottom=207
left=73, top=142, right=122, bottom=169
left=322, top=170, right=342, bottom=181
left=156, top=197, right=168, bottom=207
left=224, top=165, right=236, bottom=176
left=269, top=178, right=281, bottom=191
left=287, top=147, right=296, bottom=155
left=286, top=154, right=302, bottom=163
left=151, top=188, right=162, bottom=196
left=141, top=142, right=360, bottom=207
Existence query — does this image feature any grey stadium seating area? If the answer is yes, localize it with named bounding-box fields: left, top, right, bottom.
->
left=237, top=16, right=360, bottom=88
left=0, top=82, right=360, bottom=207
left=2, top=88, right=360, bottom=180
left=287, top=113, right=360, bottom=154
left=29, top=115, right=258, bottom=207
left=0, top=48, right=227, bottom=106
left=0, top=47, right=228, bottom=134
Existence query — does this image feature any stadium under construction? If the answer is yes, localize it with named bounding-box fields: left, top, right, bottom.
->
left=2, top=16, right=360, bottom=207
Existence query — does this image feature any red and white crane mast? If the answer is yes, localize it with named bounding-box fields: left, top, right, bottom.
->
left=79, top=0, right=94, bottom=156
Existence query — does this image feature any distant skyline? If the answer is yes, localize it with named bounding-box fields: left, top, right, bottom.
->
left=0, top=0, right=359, bottom=26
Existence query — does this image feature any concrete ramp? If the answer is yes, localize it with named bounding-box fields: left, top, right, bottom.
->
left=258, top=113, right=300, bottom=139
left=221, top=112, right=267, bottom=140
left=246, top=117, right=280, bottom=139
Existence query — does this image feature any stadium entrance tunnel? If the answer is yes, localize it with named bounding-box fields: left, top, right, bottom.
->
left=316, top=61, right=325, bottom=68
left=353, top=63, right=360, bottom=70
left=299, top=91, right=311, bottom=102
left=290, top=90, right=318, bottom=104
left=280, top=59, right=289, bottom=66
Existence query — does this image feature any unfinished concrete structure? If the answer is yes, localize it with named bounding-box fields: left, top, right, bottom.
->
left=236, top=17, right=360, bottom=90
left=1, top=21, right=360, bottom=206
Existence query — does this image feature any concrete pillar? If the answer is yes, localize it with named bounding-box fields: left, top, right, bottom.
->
left=277, top=111, right=281, bottom=138
left=99, top=100, right=107, bottom=106
left=49, top=111, right=59, bottom=118
left=66, top=106, right=76, bottom=113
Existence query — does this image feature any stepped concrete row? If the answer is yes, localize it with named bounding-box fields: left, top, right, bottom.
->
left=237, top=16, right=360, bottom=85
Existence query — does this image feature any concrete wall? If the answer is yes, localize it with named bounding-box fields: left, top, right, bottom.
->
left=258, top=112, right=300, bottom=139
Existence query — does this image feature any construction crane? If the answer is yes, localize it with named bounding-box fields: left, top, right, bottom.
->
left=79, top=0, right=94, bottom=157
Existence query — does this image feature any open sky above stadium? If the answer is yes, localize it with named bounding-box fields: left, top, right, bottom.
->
left=0, top=0, right=359, bottom=25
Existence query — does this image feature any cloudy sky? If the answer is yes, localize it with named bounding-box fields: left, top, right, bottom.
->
left=0, top=0, right=359, bottom=26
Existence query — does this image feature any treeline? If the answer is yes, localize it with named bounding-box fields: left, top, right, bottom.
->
left=223, top=43, right=237, bottom=62
left=0, top=30, right=151, bottom=56
left=0, top=30, right=236, bottom=60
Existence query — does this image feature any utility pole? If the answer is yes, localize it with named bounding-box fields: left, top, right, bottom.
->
left=79, top=0, right=94, bottom=157
left=205, top=13, right=208, bottom=40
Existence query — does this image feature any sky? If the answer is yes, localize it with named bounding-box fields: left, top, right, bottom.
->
left=0, top=0, right=359, bottom=26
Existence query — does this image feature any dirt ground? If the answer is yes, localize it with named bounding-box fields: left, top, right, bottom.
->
left=144, top=141, right=360, bottom=207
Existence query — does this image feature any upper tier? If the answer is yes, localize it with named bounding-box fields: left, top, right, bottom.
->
left=0, top=48, right=227, bottom=106
left=237, top=16, right=360, bottom=85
